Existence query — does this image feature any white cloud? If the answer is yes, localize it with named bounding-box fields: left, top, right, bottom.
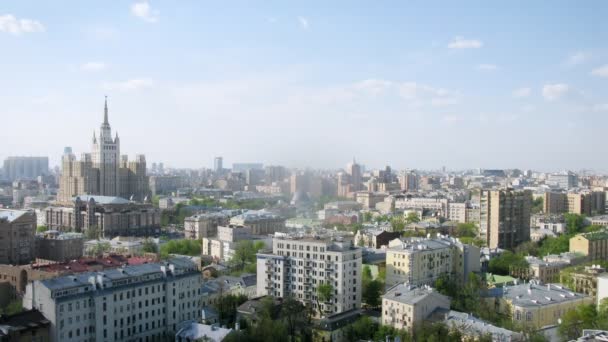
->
left=353, top=79, right=392, bottom=96
left=477, top=64, right=498, bottom=71
left=0, top=14, right=45, bottom=35
left=593, top=104, right=608, bottom=112
left=542, top=83, right=569, bottom=101
left=131, top=1, right=159, bottom=23
left=441, top=115, right=463, bottom=124
left=564, top=51, right=591, bottom=66
left=298, top=16, right=309, bottom=30
left=447, top=36, right=483, bottom=49
left=591, top=65, right=608, bottom=77
left=81, top=62, right=106, bottom=72
left=103, top=79, right=154, bottom=91
left=512, top=87, right=532, bottom=98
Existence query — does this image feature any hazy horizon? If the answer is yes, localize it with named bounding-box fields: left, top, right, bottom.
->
left=2, top=1, right=607, bottom=171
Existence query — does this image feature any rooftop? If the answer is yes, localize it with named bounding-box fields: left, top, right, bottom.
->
left=438, top=310, right=522, bottom=340
left=485, top=283, right=588, bottom=308
left=0, top=209, right=30, bottom=223
left=74, top=195, right=130, bottom=205
left=0, top=309, right=49, bottom=336
left=382, top=283, right=448, bottom=305
left=176, top=323, right=232, bottom=341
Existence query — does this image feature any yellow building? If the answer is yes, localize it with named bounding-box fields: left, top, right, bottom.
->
left=570, top=230, right=608, bottom=260
left=385, top=236, right=480, bottom=287
left=484, top=283, right=592, bottom=329
left=382, top=283, right=450, bottom=334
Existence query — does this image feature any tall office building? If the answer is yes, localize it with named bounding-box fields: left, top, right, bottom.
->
left=256, top=234, right=361, bottom=317
left=480, top=189, right=532, bottom=249
left=213, top=156, right=223, bottom=173
left=544, top=191, right=606, bottom=216
left=346, top=158, right=362, bottom=191
left=2, top=156, right=49, bottom=181
left=58, top=98, right=149, bottom=203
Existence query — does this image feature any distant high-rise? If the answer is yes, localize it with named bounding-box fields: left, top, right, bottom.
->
left=214, top=156, right=223, bottom=172
left=2, top=156, right=49, bottom=181
left=58, top=98, right=149, bottom=203
left=346, top=158, right=362, bottom=191
left=480, top=189, right=532, bottom=249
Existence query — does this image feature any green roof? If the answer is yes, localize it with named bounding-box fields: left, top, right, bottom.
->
left=485, top=273, right=517, bottom=287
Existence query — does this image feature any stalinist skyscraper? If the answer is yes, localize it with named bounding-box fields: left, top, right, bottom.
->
left=58, top=98, right=149, bottom=203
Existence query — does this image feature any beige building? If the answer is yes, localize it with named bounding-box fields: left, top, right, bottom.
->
left=0, top=209, right=36, bottom=265
left=480, top=189, right=532, bottom=249
left=484, top=283, right=592, bottom=329
left=256, top=233, right=362, bottom=317
left=524, top=256, right=568, bottom=284
left=544, top=191, right=606, bottom=216
left=229, top=210, right=285, bottom=235
left=45, top=195, right=160, bottom=238
left=58, top=99, right=149, bottom=203
left=381, top=284, right=450, bottom=334
left=355, top=192, right=388, bottom=209
left=385, top=236, right=480, bottom=287
left=560, top=265, right=605, bottom=301
left=184, top=212, right=230, bottom=240
left=570, top=230, right=608, bottom=260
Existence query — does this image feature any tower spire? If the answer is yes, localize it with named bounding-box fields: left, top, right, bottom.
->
left=103, top=95, right=109, bottom=125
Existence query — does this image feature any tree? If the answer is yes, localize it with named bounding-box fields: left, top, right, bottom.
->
left=160, top=239, right=201, bottom=258
left=538, top=235, right=570, bottom=257
left=531, top=197, right=544, bottom=214
left=405, top=212, right=421, bottom=224
left=85, top=225, right=101, bottom=239
left=316, top=283, right=334, bottom=317
left=362, top=279, right=383, bottom=308
left=36, top=225, right=47, bottom=233
left=0, top=299, right=23, bottom=316
left=280, top=296, right=308, bottom=341
left=564, top=213, right=586, bottom=235
left=455, top=223, right=477, bottom=238
left=214, top=294, right=248, bottom=326
left=488, top=251, right=528, bottom=275
left=90, top=241, right=110, bottom=256
left=142, top=239, right=158, bottom=254
left=230, top=240, right=265, bottom=271
left=391, top=216, right=406, bottom=232
left=514, top=241, right=539, bottom=256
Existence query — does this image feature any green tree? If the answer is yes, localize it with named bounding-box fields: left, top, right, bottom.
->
left=405, top=212, right=421, bottom=224
left=488, top=251, right=529, bottom=275
left=538, top=235, right=570, bottom=257
left=316, top=283, right=334, bottom=317
left=90, top=241, right=110, bottom=256
left=0, top=299, right=23, bottom=316
left=280, top=296, right=308, bottom=341
left=531, top=197, right=544, bottom=214
left=36, top=225, right=47, bottom=233
left=85, top=225, right=101, bottom=239
left=160, top=239, right=201, bottom=258
left=564, top=213, right=586, bottom=235
left=514, top=240, right=539, bottom=256
left=455, top=223, right=477, bottom=238
left=230, top=240, right=265, bottom=271
left=362, top=279, right=383, bottom=308
left=141, top=239, right=158, bottom=254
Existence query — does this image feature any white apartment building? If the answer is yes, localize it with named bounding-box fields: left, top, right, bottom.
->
left=256, top=234, right=362, bottom=317
left=24, top=257, right=202, bottom=342
left=395, top=197, right=450, bottom=217
left=386, top=235, right=480, bottom=287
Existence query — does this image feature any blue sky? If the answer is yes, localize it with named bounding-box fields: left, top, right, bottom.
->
left=1, top=1, right=607, bottom=171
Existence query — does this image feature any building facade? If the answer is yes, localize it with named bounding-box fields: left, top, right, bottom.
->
left=229, top=210, right=285, bottom=235
left=0, top=209, right=36, bottom=265
left=256, top=234, right=362, bottom=317
left=570, top=230, right=608, bottom=260
left=385, top=236, right=480, bottom=287
left=36, top=231, right=84, bottom=263
left=58, top=99, right=149, bottom=203
left=24, top=258, right=202, bottom=342
left=2, top=156, right=49, bottom=181
left=45, top=195, right=160, bottom=238
left=480, top=189, right=532, bottom=249
left=184, top=212, right=230, bottom=240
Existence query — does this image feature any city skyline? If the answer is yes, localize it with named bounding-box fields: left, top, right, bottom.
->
left=2, top=1, right=608, bottom=170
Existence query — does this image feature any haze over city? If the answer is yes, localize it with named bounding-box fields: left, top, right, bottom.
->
left=2, top=1, right=608, bottom=171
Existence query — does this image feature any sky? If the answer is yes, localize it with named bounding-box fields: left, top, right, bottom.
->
left=1, top=1, right=607, bottom=172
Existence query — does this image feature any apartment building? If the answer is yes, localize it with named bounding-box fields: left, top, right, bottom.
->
left=0, top=209, right=36, bottom=265
left=256, top=233, right=362, bottom=317
left=229, top=210, right=285, bottom=235
left=385, top=235, right=480, bottom=287
left=394, top=197, right=449, bottom=217
left=24, top=257, right=202, bottom=342
left=480, top=189, right=532, bottom=249
left=36, top=231, right=84, bottom=263
left=544, top=191, right=606, bottom=216
left=184, top=212, right=230, bottom=240
left=381, top=284, right=450, bottom=333
left=570, top=230, right=608, bottom=260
